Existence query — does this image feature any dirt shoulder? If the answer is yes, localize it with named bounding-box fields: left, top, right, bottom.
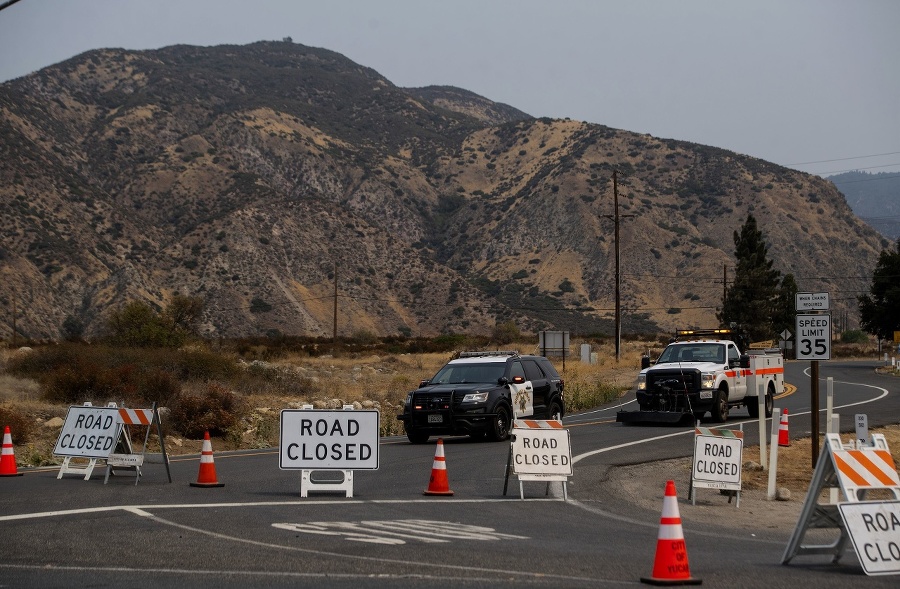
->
left=600, top=424, right=900, bottom=535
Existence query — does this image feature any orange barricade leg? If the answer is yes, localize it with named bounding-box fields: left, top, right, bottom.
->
left=190, top=431, right=225, bottom=488
left=641, top=480, right=701, bottom=586
left=1, top=426, right=24, bottom=477
left=423, top=438, right=454, bottom=496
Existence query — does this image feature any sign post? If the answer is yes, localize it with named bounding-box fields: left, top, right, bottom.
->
left=796, top=292, right=831, bottom=467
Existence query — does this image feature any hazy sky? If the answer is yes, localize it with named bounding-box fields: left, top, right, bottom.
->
left=1, top=0, right=898, bottom=176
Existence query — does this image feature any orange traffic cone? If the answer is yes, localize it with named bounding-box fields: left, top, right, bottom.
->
left=641, top=480, right=701, bottom=586
left=190, top=431, right=224, bottom=487
left=778, top=409, right=790, bottom=447
left=1, top=426, right=24, bottom=477
left=423, top=438, right=454, bottom=496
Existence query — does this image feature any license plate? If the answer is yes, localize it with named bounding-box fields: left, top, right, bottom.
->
left=427, top=414, right=443, bottom=423
left=700, top=391, right=713, bottom=399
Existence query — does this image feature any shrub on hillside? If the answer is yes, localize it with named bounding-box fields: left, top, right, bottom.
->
left=42, top=359, right=135, bottom=404
left=139, top=369, right=182, bottom=407
left=0, top=405, right=33, bottom=443
left=168, top=382, right=245, bottom=439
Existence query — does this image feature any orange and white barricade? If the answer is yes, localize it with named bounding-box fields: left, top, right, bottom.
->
left=783, top=432, right=900, bottom=575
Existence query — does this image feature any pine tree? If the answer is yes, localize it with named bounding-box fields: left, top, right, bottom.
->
left=858, top=239, right=900, bottom=341
left=717, top=214, right=787, bottom=343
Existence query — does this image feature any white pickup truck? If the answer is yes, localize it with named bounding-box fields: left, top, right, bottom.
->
left=617, top=329, right=784, bottom=425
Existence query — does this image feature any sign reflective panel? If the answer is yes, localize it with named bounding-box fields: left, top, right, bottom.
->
left=280, top=409, right=379, bottom=470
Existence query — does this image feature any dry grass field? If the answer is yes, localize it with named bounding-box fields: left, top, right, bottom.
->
left=0, top=339, right=649, bottom=466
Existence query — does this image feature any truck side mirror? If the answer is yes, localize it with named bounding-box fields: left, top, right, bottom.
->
left=739, top=355, right=750, bottom=369
left=641, top=355, right=651, bottom=369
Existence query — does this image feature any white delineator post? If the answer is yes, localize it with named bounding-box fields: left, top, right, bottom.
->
left=767, top=408, right=780, bottom=500
left=757, top=382, right=767, bottom=470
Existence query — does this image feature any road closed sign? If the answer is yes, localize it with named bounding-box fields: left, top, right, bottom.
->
left=511, top=426, right=572, bottom=477
left=692, top=428, right=743, bottom=491
left=279, top=409, right=379, bottom=470
left=53, top=405, right=121, bottom=458
left=838, top=501, right=900, bottom=576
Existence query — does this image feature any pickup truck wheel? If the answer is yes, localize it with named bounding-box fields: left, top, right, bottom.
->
left=712, top=389, right=729, bottom=422
left=489, top=405, right=511, bottom=442
left=765, top=384, right=775, bottom=418
left=405, top=429, right=430, bottom=444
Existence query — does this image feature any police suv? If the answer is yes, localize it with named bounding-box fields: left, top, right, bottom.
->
left=397, top=351, right=565, bottom=444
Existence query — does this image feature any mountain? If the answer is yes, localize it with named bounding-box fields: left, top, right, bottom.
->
left=829, top=171, right=900, bottom=240
left=0, top=41, right=889, bottom=341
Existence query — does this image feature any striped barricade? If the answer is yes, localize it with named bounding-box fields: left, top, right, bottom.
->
left=783, top=432, right=900, bottom=574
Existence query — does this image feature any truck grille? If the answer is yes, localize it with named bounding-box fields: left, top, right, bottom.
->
left=413, top=393, right=455, bottom=410
left=646, top=370, right=700, bottom=394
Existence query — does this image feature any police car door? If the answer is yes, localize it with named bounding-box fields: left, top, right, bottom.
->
left=508, top=360, right=534, bottom=418
left=523, top=359, right=550, bottom=417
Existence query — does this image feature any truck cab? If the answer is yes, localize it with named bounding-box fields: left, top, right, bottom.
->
left=619, top=329, right=783, bottom=425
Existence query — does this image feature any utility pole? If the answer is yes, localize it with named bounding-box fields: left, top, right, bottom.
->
left=332, top=263, right=338, bottom=352
left=11, top=288, right=16, bottom=349
left=723, top=264, right=728, bottom=308
left=602, top=171, right=634, bottom=362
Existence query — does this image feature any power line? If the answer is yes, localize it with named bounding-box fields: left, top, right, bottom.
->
left=787, top=151, right=900, bottom=166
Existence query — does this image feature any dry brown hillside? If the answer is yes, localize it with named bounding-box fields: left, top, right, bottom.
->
left=0, top=41, right=888, bottom=342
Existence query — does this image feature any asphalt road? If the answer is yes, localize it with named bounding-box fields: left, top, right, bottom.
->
left=1, top=359, right=897, bottom=588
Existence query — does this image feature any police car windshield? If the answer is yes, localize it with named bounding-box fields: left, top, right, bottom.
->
left=431, top=363, right=506, bottom=384
left=658, top=343, right=725, bottom=364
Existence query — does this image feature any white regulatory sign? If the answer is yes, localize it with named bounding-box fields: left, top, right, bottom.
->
left=796, top=292, right=830, bottom=311
left=53, top=405, right=121, bottom=458
left=856, top=414, right=870, bottom=445
left=279, top=409, right=379, bottom=470
left=692, top=431, right=743, bottom=490
left=838, top=501, right=900, bottom=576
left=796, top=313, right=831, bottom=360
left=511, top=428, right=572, bottom=477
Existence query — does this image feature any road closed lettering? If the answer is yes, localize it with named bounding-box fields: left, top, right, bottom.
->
left=280, top=409, right=379, bottom=470
left=53, top=406, right=121, bottom=458
left=692, top=430, right=743, bottom=490
left=839, top=501, right=900, bottom=575
left=511, top=427, right=572, bottom=476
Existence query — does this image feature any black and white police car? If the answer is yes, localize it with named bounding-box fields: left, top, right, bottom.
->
left=397, top=351, right=565, bottom=444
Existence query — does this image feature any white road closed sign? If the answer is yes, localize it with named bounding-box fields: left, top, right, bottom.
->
left=279, top=409, right=379, bottom=470
left=692, top=429, right=743, bottom=490
left=53, top=406, right=121, bottom=458
left=511, top=427, right=572, bottom=477
left=838, top=501, right=900, bottom=576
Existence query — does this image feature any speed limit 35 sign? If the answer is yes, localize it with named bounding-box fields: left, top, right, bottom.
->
left=796, top=314, right=831, bottom=360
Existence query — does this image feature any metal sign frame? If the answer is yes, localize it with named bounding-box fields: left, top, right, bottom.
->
left=503, top=420, right=571, bottom=501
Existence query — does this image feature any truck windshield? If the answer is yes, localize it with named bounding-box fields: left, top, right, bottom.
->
left=657, top=343, right=725, bottom=364
left=430, top=363, right=506, bottom=384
